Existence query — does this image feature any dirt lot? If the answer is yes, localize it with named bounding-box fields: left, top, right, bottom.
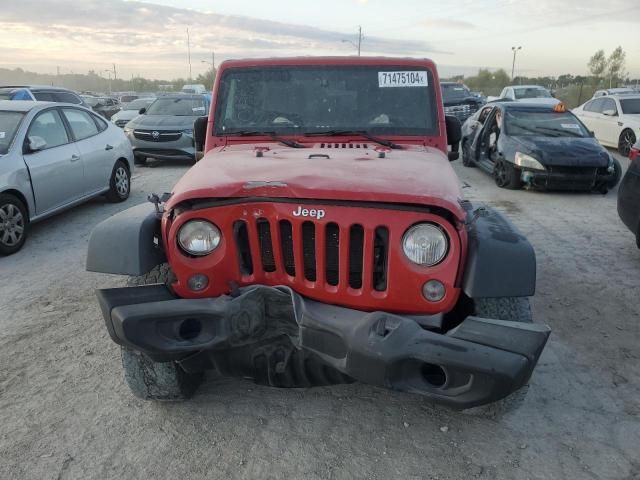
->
left=1, top=154, right=639, bottom=480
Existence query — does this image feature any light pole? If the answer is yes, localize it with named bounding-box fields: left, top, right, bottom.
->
left=341, top=26, right=362, bottom=56
left=103, top=69, right=112, bottom=94
left=186, top=28, right=192, bottom=81
left=511, top=46, right=522, bottom=82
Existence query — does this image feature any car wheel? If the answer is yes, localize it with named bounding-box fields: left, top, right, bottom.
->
left=121, top=263, right=203, bottom=401
left=606, top=157, right=622, bottom=190
left=0, top=194, right=28, bottom=256
left=493, top=160, right=521, bottom=190
left=134, top=154, right=147, bottom=166
left=106, top=160, right=131, bottom=203
left=461, top=140, right=474, bottom=167
left=618, top=129, right=636, bottom=157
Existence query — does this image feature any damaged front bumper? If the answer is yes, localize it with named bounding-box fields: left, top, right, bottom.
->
left=97, top=285, right=550, bottom=409
left=521, top=166, right=614, bottom=191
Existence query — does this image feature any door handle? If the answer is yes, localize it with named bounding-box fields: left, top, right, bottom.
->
left=70, top=154, right=80, bottom=162
left=105, top=144, right=114, bottom=150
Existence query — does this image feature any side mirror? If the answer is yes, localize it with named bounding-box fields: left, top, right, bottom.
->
left=193, top=116, right=208, bottom=152
left=602, top=109, right=617, bottom=116
left=588, top=130, right=595, bottom=137
left=445, top=115, right=462, bottom=162
left=138, top=108, right=146, bottom=115
left=28, top=135, right=47, bottom=152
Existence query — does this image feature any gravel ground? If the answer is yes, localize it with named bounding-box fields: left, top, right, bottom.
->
left=1, top=153, right=639, bottom=480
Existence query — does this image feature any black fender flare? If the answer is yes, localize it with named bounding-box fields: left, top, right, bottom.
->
left=86, top=203, right=166, bottom=276
left=462, top=205, right=536, bottom=298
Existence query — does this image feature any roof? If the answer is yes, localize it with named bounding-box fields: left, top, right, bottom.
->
left=608, top=94, right=640, bottom=100
left=0, top=100, right=50, bottom=112
left=0, top=85, right=76, bottom=92
left=494, top=101, right=568, bottom=111
left=511, top=85, right=548, bottom=90
left=218, top=56, right=437, bottom=70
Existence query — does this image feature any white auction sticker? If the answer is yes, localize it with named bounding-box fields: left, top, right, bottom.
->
left=378, top=71, right=428, bottom=88
left=561, top=123, right=581, bottom=129
left=0, top=132, right=5, bottom=139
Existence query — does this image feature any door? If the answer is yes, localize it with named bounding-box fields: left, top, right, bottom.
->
left=582, top=98, right=606, bottom=141
left=598, top=98, right=620, bottom=145
left=61, top=108, right=111, bottom=195
left=22, top=108, right=84, bottom=215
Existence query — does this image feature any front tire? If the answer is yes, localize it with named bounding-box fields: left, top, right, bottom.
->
left=606, top=157, right=622, bottom=190
left=121, top=263, right=203, bottom=401
left=0, top=194, right=28, bottom=256
left=134, top=154, right=147, bottom=166
left=494, top=160, right=522, bottom=190
left=105, top=160, right=130, bottom=203
left=618, top=129, right=636, bottom=157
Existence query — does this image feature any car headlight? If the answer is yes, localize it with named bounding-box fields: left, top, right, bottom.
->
left=182, top=129, right=194, bottom=136
left=402, top=223, right=448, bottom=266
left=178, top=220, right=221, bottom=256
left=514, top=152, right=545, bottom=171
left=123, top=126, right=133, bottom=134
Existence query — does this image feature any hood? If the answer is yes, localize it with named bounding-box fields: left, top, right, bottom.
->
left=508, top=136, right=609, bottom=167
left=111, top=110, right=139, bottom=122
left=516, top=97, right=561, bottom=106
left=127, top=114, right=197, bottom=130
left=167, top=143, right=465, bottom=220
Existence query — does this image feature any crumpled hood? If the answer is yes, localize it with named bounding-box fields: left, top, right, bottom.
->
left=510, top=136, right=609, bottom=167
left=167, top=143, right=465, bottom=220
left=126, top=114, right=197, bottom=130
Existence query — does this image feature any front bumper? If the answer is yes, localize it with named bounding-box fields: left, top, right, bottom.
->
left=127, top=133, right=195, bottom=161
left=97, top=284, right=550, bottom=409
left=521, top=166, right=613, bottom=190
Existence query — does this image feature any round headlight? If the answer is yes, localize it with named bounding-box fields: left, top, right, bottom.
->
left=402, top=223, right=448, bottom=266
left=178, top=220, right=221, bottom=256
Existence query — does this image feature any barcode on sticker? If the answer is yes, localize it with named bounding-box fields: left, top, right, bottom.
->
left=378, top=71, right=428, bottom=88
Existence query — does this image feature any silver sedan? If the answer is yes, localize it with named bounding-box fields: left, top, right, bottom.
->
left=0, top=100, right=134, bottom=255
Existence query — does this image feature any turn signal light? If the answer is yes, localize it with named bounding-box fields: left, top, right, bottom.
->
left=553, top=103, right=566, bottom=113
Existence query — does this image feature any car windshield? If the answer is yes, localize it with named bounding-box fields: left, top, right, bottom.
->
left=513, top=88, right=552, bottom=99
left=441, top=84, right=471, bottom=102
left=146, top=97, right=207, bottom=116
left=124, top=98, right=155, bottom=110
left=504, top=110, right=589, bottom=137
left=620, top=98, right=640, bottom=114
left=0, top=111, right=25, bottom=155
left=215, top=66, right=437, bottom=136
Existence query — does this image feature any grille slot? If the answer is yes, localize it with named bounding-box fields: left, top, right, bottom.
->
left=372, top=227, right=389, bottom=291
left=348, top=225, right=364, bottom=289
left=279, top=220, right=296, bottom=276
left=302, top=222, right=317, bottom=281
left=325, top=223, right=340, bottom=286
left=233, top=221, right=253, bottom=275
left=257, top=219, right=276, bottom=273
left=320, top=143, right=368, bottom=149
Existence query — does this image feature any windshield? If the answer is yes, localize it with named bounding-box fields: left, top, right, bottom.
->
left=214, top=66, right=437, bottom=136
left=82, top=96, right=100, bottom=107
left=504, top=110, right=589, bottom=137
left=620, top=98, right=640, bottom=114
left=146, top=96, right=207, bottom=116
left=513, top=88, right=552, bottom=99
left=441, top=84, right=471, bottom=102
left=0, top=111, right=25, bottom=155
left=124, top=98, right=155, bottom=110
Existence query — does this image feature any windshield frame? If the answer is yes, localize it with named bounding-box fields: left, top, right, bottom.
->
left=0, top=110, right=26, bottom=155
left=213, top=64, right=438, bottom=137
left=503, top=108, right=590, bottom=138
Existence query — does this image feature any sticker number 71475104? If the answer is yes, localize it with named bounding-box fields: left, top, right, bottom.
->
left=378, top=71, right=428, bottom=88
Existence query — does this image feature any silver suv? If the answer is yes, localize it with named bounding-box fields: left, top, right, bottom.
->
left=124, top=94, right=209, bottom=165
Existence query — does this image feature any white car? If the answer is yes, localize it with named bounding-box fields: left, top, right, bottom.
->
left=573, top=94, right=640, bottom=156
left=592, top=88, right=635, bottom=98
left=488, top=85, right=561, bottom=106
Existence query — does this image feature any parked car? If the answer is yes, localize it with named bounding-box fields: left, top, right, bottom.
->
left=488, top=85, right=560, bottom=106
left=592, top=88, right=635, bottom=98
left=0, top=100, right=133, bottom=255
left=573, top=94, right=640, bottom=156
left=81, top=96, right=121, bottom=119
left=460, top=102, right=621, bottom=191
left=441, top=82, right=484, bottom=123
left=87, top=56, right=550, bottom=409
left=181, top=84, right=207, bottom=94
left=617, top=138, right=640, bottom=247
left=0, top=85, right=87, bottom=106
left=110, top=97, right=156, bottom=128
left=124, top=94, right=210, bottom=164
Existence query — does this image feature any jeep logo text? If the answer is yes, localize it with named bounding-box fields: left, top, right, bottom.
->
left=292, top=206, right=325, bottom=219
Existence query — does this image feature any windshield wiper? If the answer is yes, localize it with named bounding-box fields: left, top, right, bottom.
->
left=224, top=130, right=305, bottom=148
left=303, top=130, right=402, bottom=149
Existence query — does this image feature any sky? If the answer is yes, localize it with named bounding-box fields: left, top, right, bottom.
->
left=1, top=0, right=638, bottom=80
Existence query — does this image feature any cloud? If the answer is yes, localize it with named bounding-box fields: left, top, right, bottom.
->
left=0, top=0, right=445, bottom=78
left=420, top=18, right=477, bottom=30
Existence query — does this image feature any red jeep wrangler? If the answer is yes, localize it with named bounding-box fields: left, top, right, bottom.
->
left=87, top=57, right=550, bottom=409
